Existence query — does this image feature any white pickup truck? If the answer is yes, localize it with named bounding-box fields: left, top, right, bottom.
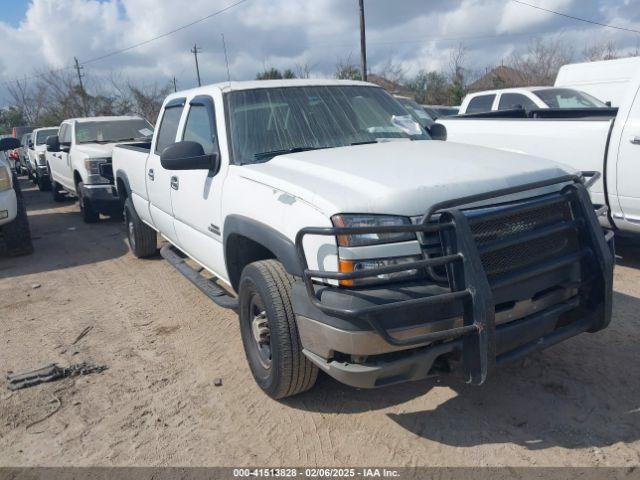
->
left=0, top=137, right=33, bottom=256
left=45, top=116, right=154, bottom=222
left=436, top=70, right=640, bottom=236
left=27, top=127, right=58, bottom=190
left=112, top=79, right=613, bottom=399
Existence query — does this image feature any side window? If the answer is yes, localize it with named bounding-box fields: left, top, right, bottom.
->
left=498, top=93, right=537, bottom=111
left=59, top=124, right=71, bottom=144
left=466, top=95, right=496, bottom=114
left=182, top=104, right=216, bottom=154
left=155, top=105, right=184, bottom=154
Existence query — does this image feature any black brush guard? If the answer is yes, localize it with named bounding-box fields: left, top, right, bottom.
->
left=294, top=172, right=613, bottom=385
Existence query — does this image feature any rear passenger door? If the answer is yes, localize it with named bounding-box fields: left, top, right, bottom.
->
left=146, top=98, right=185, bottom=244
left=170, top=94, right=227, bottom=278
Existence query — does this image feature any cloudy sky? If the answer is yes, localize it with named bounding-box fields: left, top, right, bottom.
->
left=1, top=0, right=640, bottom=105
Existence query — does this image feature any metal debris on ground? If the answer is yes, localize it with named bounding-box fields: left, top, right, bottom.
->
left=6, top=362, right=107, bottom=391
left=71, top=325, right=93, bottom=345
left=214, top=378, right=223, bottom=387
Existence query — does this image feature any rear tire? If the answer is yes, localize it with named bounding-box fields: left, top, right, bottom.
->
left=124, top=197, right=157, bottom=258
left=239, top=259, right=318, bottom=399
left=2, top=185, right=33, bottom=256
left=77, top=182, right=99, bottom=223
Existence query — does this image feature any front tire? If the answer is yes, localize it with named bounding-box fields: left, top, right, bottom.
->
left=239, top=260, right=318, bottom=399
left=124, top=197, right=157, bottom=258
left=77, top=182, right=99, bottom=223
left=50, top=170, right=65, bottom=202
left=37, top=173, right=51, bottom=191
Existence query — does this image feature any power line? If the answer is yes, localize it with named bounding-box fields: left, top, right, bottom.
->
left=511, top=0, right=640, bottom=35
left=81, top=0, right=249, bottom=65
left=1, top=0, right=249, bottom=87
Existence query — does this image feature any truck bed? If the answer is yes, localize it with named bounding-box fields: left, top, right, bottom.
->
left=112, top=142, right=151, bottom=206
left=437, top=114, right=615, bottom=207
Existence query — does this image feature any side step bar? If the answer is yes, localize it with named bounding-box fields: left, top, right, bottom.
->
left=160, top=244, right=239, bottom=311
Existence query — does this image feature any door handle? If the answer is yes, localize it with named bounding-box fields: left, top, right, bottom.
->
left=148, top=168, right=154, bottom=181
left=630, top=136, right=640, bottom=145
left=170, top=176, right=179, bottom=190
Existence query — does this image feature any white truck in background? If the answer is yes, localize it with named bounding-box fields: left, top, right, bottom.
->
left=27, top=127, right=58, bottom=190
left=112, top=79, right=613, bottom=399
left=45, top=116, right=153, bottom=222
left=555, top=57, right=640, bottom=107
left=459, top=87, right=607, bottom=115
left=0, top=137, right=33, bottom=256
left=436, top=69, right=640, bottom=237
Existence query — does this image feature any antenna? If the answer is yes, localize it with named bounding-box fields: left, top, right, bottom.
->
left=221, top=33, right=231, bottom=85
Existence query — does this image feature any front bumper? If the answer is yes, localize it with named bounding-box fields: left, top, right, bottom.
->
left=81, top=184, right=120, bottom=213
left=0, top=188, right=18, bottom=227
left=293, top=173, right=614, bottom=388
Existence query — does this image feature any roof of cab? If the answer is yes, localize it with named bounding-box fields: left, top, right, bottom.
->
left=163, top=78, right=380, bottom=101
left=63, top=115, right=145, bottom=124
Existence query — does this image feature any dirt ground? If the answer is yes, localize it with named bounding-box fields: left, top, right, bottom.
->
left=0, top=177, right=639, bottom=468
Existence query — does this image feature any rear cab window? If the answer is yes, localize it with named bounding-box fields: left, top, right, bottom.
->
left=497, top=93, right=538, bottom=111
left=155, top=98, right=186, bottom=154
left=466, top=94, right=496, bottom=114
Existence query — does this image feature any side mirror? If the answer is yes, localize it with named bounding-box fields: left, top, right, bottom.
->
left=160, top=141, right=219, bottom=171
left=46, top=135, right=60, bottom=152
left=430, top=123, right=447, bottom=141
left=28, top=140, right=33, bottom=148
left=0, top=137, right=20, bottom=152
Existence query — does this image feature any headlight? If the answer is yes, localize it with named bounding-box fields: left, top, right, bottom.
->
left=84, top=157, right=111, bottom=184
left=331, top=214, right=422, bottom=287
left=331, top=214, right=416, bottom=247
left=0, top=165, right=12, bottom=191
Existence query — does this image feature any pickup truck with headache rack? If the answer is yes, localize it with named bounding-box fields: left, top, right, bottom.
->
left=112, top=79, right=614, bottom=399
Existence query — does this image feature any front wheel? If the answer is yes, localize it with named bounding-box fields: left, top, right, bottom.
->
left=77, top=182, right=99, bottom=223
left=37, top=173, right=51, bottom=191
left=239, top=260, right=318, bottom=399
left=50, top=170, right=65, bottom=202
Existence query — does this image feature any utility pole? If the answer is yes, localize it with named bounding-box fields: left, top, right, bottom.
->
left=191, top=44, right=202, bottom=87
left=173, top=76, right=177, bottom=92
left=358, top=0, right=367, bottom=81
left=74, top=56, right=88, bottom=115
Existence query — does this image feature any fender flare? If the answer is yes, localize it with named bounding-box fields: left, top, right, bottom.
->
left=223, top=215, right=302, bottom=278
left=114, top=169, right=132, bottom=201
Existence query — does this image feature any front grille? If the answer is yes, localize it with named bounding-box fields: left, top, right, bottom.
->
left=468, top=198, right=579, bottom=278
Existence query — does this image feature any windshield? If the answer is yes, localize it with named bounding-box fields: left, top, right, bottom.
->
left=35, top=128, right=58, bottom=145
left=395, top=97, right=434, bottom=127
left=227, top=85, right=429, bottom=164
left=75, top=119, right=154, bottom=144
left=533, top=88, right=607, bottom=109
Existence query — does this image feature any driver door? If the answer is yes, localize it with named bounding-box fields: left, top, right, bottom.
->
left=169, top=94, right=227, bottom=278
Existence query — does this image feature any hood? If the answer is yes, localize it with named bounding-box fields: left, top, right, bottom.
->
left=239, top=140, right=577, bottom=216
left=73, top=142, right=122, bottom=158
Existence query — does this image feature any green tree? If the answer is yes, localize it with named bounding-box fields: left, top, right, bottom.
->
left=256, top=68, right=284, bottom=80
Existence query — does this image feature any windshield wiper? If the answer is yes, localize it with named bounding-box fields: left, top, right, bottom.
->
left=253, top=146, right=332, bottom=160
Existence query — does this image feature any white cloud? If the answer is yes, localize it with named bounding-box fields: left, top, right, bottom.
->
left=0, top=0, right=638, bottom=105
